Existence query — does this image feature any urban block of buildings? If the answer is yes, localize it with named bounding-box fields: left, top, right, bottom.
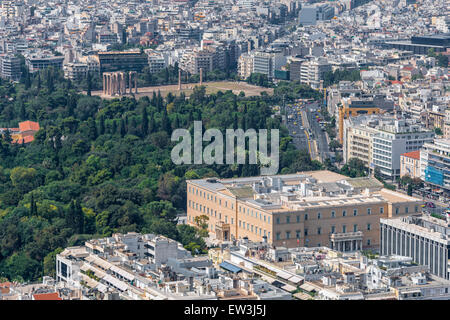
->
left=54, top=232, right=292, bottom=300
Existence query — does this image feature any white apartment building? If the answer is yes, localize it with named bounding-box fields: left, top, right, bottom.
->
left=237, top=0, right=256, bottom=10
left=343, top=116, right=434, bottom=181
left=0, top=54, right=21, bottom=81
left=64, top=62, right=88, bottom=81
left=372, top=119, right=434, bottom=181
left=25, top=54, right=65, bottom=73
left=298, top=3, right=335, bottom=26
left=0, top=0, right=23, bottom=18
left=147, top=53, right=166, bottom=74
left=300, top=58, right=331, bottom=89
left=250, top=50, right=286, bottom=80
left=253, top=51, right=273, bottom=79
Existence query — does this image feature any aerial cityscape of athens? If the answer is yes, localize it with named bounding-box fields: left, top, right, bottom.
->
left=0, top=0, right=449, bottom=304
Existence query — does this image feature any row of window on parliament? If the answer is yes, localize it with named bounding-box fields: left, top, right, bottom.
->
left=189, top=198, right=392, bottom=222
left=189, top=189, right=419, bottom=222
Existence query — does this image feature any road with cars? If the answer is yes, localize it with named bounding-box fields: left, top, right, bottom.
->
left=305, top=102, right=332, bottom=163
left=284, top=101, right=314, bottom=158
left=284, top=100, right=331, bottom=162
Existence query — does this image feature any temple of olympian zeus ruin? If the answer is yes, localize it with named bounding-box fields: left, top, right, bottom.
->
left=102, top=71, right=138, bottom=96
left=103, top=68, right=204, bottom=97
left=178, top=68, right=203, bottom=90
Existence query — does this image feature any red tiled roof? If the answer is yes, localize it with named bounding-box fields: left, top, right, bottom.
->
left=401, top=150, right=420, bottom=160
left=19, top=121, right=40, bottom=132
left=33, top=292, right=62, bottom=300
left=0, top=282, right=12, bottom=288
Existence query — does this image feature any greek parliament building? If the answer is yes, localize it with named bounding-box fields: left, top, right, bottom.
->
left=381, top=215, right=450, bottom=280
left=187, top=170, right=422, bottom=251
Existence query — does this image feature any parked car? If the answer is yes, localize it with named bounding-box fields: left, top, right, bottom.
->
left=426, top=202, right=436, bottom=208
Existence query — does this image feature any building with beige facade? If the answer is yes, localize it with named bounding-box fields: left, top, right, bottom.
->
left=238, top=53, right=254, bottom=80
left=343, top=123, right=377, bottom=167
left=186, top=171, right=423, bottom=251
left=444, top=109, right=450, bottom=139
left=181, top=46, right=226, bottom=75
left=400, top=150, right=421, bottom=179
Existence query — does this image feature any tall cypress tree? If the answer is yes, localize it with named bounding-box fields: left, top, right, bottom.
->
left=240, top=115, right=246, bottom=130
left=37, top=72, right=41, bottom=90
left=174, top=114, right=180, bottom=130
left=157, top=90, right=163, bottom=111
left=24, top=70, right=31, bottom=89
left=87, top=117, right=97, bottom=140
left=151, top=92, right=157, bottom=107
left=149, top=115, right=155, bottom=134
left=67, top=94, right=75, bottom=117
left=161, top=108, right=171, bottom=134
left=47, top=68, right=54, bottom=93
left=66, top=200, right=75, bottom=230
left=141, top=107, right=148, bottom=137
left=112, top=119, right=117, bottom=134
left=30, top=193, right=37, bottom=216
left=66, top=200, right=84, bottom=233
left=75, top=201, right=84, bottom=234
left=20, top=103, right=26, bottom=120
left=86, top=72, right=92, bottom=96
left=99, top=115, right=105, bottom=135
left=120, top=118, right=126, bottom=137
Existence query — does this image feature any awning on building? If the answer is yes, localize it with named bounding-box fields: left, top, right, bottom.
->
left=276, top=270, right=292, bottom=280
left=281, top=284, right=297, bottom=292
left=300, top=283, right=317, bottom=292
left=103, top=274, right=129, bottom=291
left=96, top=283, right=108, bottom=293
left=288, top=276, right=303, bottom=284
left=80, top=274, right=98, bottom=289
left=110, top=265, right=135, bottom=282
left=85, top=255, right=112, bottom=270
left=220, top=261, right=242, bottom=273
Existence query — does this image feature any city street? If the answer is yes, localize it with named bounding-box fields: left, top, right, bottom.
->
left=284, top=101, right=331, bottom=162
left=284, top=102, right=313, bottom=157
left=304, top=102, right=332, bottom=163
